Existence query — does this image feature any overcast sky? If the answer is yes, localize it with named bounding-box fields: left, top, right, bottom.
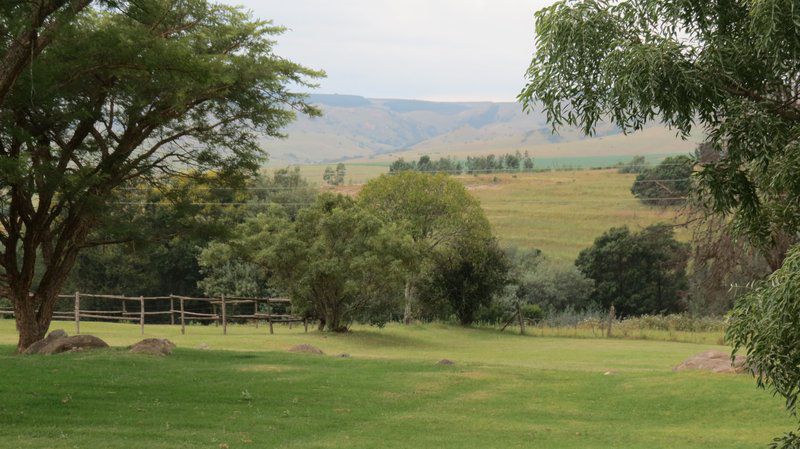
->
left=232, top=1, right=557, bottom=102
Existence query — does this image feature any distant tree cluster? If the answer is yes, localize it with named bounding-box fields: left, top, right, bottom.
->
left=323, top=163, right=347, bottom=186
left=631, top=156, right=695, bottom=206
left=389, top=155, right=463, bottom=173
left=389, top=152, right=534, bottom=175
left=465, top=151, right=534, bottom=174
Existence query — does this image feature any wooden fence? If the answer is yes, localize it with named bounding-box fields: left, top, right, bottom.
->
left=0, top=293, right=308, bottom=335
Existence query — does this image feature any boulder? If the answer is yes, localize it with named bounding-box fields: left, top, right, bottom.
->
left=129, top=338, right=176, bottom=356
left=288, top=344, right=324, bottom=355
left=34, top=334, right=109, bottom=355
left=674, top=350, right=748, bottom=374
left=23, top=329, right=68, bottom=355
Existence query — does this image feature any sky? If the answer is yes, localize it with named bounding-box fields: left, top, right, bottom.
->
left=232, top=1, right=557, bottom=102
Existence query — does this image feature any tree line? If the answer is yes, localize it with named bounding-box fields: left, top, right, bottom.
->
left=389, top=152, right=535, bottom=175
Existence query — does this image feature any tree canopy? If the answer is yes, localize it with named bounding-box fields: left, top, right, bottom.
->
left=358, top=172, right=492, bottom=323
left=630, top=155, right=694, bottom=206
left=575, top=225, right=689, bottom=316
left=519, top=0, right=800, bottom=251
left=0, top=0, right=321, bottom=351
left=242, top=194, right=411, bottom=332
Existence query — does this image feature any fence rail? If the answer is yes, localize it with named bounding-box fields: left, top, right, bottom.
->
left=0, top=292, right=308, bottom=336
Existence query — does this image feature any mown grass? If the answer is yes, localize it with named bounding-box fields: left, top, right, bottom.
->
left=0, top=320, right=791, bottom=448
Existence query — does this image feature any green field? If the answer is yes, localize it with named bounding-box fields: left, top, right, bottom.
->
left=0, top=320, right=790, bottom=448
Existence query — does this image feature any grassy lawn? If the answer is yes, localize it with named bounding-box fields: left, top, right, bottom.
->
left=0, top=320, right=790, bottom=448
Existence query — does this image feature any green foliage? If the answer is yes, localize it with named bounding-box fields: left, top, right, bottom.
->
left=728, top=245, right=800, bottom=448
left=323, top=163, right=346, bottom=186
left=417, top=237, right=510, bottom=325
left=239, top=194, right=411, bottom=331
left=358, top=172, right=492, bottom=321
left=631, top=155, right=695, bottom=206
left=519, top=0, right=800, bottom=249
left=197, top=242, right=269, bottom=298
left=507, top=248, right=595, bottom=314
left=389, top=152, right=534, bottom=175
left=576, top=225, right=690, bottom=316
left=520, top=303, right=545, bottom=322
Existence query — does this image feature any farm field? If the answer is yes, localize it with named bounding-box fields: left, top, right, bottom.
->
left=0, top=320, right=790, bottom=449
left=277, top=164, right=685, bottom=262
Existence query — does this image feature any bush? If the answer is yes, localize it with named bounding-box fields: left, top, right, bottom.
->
left=507, top=248, right=596, bottom=313
left=520, top=304, right=544, bottom=323
left=631, top=155, right=694, bottom=206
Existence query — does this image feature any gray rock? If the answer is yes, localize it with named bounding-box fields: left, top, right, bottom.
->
left=34, top=334, right=109, bottom=355
left=129, top=338, right=176, bottom=356
left=23, top=329, right=69, bottom=355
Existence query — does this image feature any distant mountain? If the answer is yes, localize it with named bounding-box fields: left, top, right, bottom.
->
left=261, top=94, right=694, bottom=165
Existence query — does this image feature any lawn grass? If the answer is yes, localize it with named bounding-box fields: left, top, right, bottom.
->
left=0, top=320, right=791, bottom=448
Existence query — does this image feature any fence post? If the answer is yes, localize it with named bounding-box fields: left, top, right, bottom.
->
left=254, top=300, right=259, bottom=329
left=139, top=295, right=145, bottom=336
left=607, top=305, right=615, bottom=338
left=74, top=291, right=80, bottom=335
left=169, top=298, right=175, bottom=325
left=267, top=302, right=273, bottom=335
left=221, top=294, right=227, bottom=335
left=179, top=296, right=185, bottom=335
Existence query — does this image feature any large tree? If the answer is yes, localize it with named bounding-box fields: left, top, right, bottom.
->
left=358, top=172, right=492, bottom=323
left=519, top=0, right=800, bottom=255
left=237, top=194, right=411, bottom=332
left=575, top=225, right=690, bottom=317
left=0, top=0, right=321, bottom=351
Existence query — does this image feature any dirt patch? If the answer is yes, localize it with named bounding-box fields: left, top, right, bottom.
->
left=458, top=371, right=491, bottom=380
left=238, top=365, right=300, bottom=373
left=674, top=350, right=748, bottom=374
left=288, top=344, right=324, bottom=355
left=459, top=390, right=495, bottom=401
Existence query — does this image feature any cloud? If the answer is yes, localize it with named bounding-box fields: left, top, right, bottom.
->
left=230, top=0, right=555, bottom=101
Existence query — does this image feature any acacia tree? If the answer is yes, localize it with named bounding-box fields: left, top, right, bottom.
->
left=0, top=0, right=321, bottom=351
left=358, top=172, right=492, bottom=323
left=520, top=0, right=800, bottom=256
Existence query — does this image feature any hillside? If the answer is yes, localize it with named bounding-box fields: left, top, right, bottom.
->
left=262, top=94, right=698, bottom=165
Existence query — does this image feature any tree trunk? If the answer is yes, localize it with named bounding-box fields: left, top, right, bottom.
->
left=403, top=279, right=414, bottom=325
left=13, top=293, right=53, bottom=353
